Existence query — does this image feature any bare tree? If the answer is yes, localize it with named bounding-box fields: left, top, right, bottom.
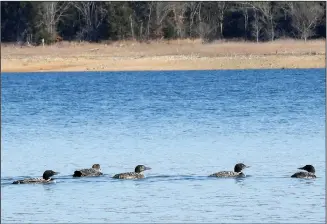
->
left=145, top=2, right=154, bottom=40
left=37, top=2, right=69, bottom=41
left=241, top=7, right=249, bottom=39
left=247, top=2, right=277, bottom=41
left=72, top=2, right=107, bottom=41
left=251, top=8, right=264, bottom=42
left=288, top=2, right=324, bottom=42
left=216, top=1, right=228, bottom=39
left=187, top=2, right=201, bottom=38
left=196, top=2, right=217, bottom=41
left=171, top=2, right=188, bottom=39
left=129, top=14, right=135, bottom=40
left=197, top=2, right=229, bottom=41
left=196, top=22, right=212, bottom=42
left=153, top=2, right=174, bottom=39
left=236, top=2, right=252, bottom=40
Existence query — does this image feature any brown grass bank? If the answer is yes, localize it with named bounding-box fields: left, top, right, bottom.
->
left=1, top=39, right=325, bottom=73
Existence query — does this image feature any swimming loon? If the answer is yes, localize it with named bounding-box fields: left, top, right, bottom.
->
left=209, top=163, right=250, bottom=178
left=112, top=165, right=151, bottom=179
left=73, top=164, right=103, bottom=177
left=291, top=165, right=316, bottom=178
left=12, top=170, right=59, bottom=184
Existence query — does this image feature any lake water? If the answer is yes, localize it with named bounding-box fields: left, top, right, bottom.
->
left=1, top=69, right=325, bottom=223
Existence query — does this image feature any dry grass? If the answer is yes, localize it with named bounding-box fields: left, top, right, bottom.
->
left=1, top=39, right=325, bottom=72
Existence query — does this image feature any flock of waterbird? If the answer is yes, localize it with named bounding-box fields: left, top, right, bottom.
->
left=11, top=163, right=316, bottom=184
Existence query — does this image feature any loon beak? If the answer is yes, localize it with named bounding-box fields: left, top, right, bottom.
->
left=245, top=165, right=250, bottom=168
left=298, top=167, right=305, bottom=170
left=144, top=166, right=151, bottom=171
left=53, top=172, right=60, bottom=175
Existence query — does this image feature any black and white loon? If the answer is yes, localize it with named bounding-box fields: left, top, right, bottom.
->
left=209, top=163, right=250, bottom=178
left=112, top=165, right=151, bottom=179
left=73, top=164, right=103, bottom=177
left=291, top=165, right=316, bottom=178
left=12, top=170, right=59, bottom=184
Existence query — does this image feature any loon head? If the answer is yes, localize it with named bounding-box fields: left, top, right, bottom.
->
left=92, top=164, right=101, bottom=171
left=298, top=165, right=315, bottom=173
left=234, top=163, right=250, bottom=172
left=135, top=165, right=151, bottom=173
left=42, top=170, right=59, bottom=180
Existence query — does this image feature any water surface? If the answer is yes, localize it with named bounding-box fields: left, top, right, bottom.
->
left=1, top=69, right=325, bottom=223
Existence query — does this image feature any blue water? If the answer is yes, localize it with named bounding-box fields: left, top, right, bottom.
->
left=1, top=69, right=325, bottom=223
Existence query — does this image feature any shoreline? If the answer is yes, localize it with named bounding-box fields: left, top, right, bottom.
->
left=1, top=39, right=325, bottom=73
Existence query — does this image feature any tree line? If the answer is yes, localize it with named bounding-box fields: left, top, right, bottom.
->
left=1, top=1, right=326, bottom=45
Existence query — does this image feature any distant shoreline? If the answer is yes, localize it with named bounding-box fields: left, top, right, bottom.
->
left=1, top=39, right=325, bottom=73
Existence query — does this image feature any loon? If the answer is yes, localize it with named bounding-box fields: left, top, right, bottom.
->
left=112, top=165, right=151, bottom=179
left=73, top=164, right=103, bottom=177
left=291, top=165, right=316, bottom=178
left=12, top=170, right=59, bottom=184
left=209, top=163, right=250, bottom=178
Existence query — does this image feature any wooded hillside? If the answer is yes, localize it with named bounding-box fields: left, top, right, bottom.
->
left=1, top=1, right=326, bottom=45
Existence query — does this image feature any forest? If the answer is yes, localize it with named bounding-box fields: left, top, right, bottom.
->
left=1, top=1, right=326, bottom=45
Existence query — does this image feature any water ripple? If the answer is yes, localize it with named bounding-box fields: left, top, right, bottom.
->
left=1, top=69, right=325, bottom=223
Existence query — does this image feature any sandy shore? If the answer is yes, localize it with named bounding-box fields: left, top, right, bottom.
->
left=1, top=39, right=325, bottom=73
